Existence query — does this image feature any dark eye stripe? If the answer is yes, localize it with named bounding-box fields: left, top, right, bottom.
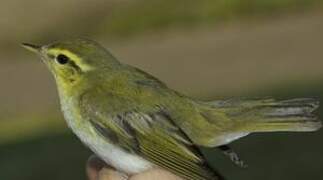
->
left=48, top=54, right=55, bottom=59
left=69, top=60, right=82, bottom=73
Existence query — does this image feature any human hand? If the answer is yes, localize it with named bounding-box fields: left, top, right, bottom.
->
left=86, top=155, right=182, bottom=180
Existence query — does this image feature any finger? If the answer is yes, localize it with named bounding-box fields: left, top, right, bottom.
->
left=98, top=168, right=128, bottom=180
left=130, top=168, right=182, bottom=180
left=86, top=155, right=107, bottom=180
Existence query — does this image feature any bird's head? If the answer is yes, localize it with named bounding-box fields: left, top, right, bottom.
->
left=22, top=38, right=120, bottom=88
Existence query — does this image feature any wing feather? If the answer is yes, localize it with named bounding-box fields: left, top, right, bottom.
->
left=80, top=94, right=224, bottom=180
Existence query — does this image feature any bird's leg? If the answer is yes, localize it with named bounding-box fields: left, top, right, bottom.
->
left=218, top=145, right=248, bottom=168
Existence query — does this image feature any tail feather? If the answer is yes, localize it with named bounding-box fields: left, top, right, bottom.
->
left=209, top=98, right=322, bottom=133
left=264, top=98, right=319, bottom=116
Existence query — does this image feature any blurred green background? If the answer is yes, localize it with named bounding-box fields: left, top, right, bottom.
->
left=1, top=0, right=323, bottom=179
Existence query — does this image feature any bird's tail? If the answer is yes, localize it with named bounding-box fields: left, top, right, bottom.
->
left=209, top=98, right=322, bottom=133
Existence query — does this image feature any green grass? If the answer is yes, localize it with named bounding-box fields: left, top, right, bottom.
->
left=0, top=113, right=66, bottom=145
left=95, top=0, right=323, bottom=38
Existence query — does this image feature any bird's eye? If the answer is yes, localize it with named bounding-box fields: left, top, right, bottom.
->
left=56, top=54, right=69, bottom=64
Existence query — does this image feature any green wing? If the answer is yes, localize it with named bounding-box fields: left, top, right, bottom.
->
left=80, top=99, right=223, bottom=180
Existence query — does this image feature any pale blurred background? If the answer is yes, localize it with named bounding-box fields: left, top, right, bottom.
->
left=1, top=0, right=323, bottom=179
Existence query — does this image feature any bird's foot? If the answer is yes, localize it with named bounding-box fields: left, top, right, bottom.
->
left=218, top=145, right=248, bottom=168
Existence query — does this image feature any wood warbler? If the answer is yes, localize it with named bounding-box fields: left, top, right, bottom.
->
left=22, top=38, right=321, bottom=180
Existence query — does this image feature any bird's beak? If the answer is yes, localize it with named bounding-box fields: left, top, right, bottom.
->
left=21, top=43, right=41, bottom=54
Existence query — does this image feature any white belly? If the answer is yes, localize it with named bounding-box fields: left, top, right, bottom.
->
left=61, top=99, right=154, bottom=174
left=76, top=126, right=154, bottom=174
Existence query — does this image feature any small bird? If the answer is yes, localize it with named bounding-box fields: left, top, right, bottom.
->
left=22, top=38, right=321, bottom=180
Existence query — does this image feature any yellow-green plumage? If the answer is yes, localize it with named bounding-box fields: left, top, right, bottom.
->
left=22, top=38, right=321, bottom=180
